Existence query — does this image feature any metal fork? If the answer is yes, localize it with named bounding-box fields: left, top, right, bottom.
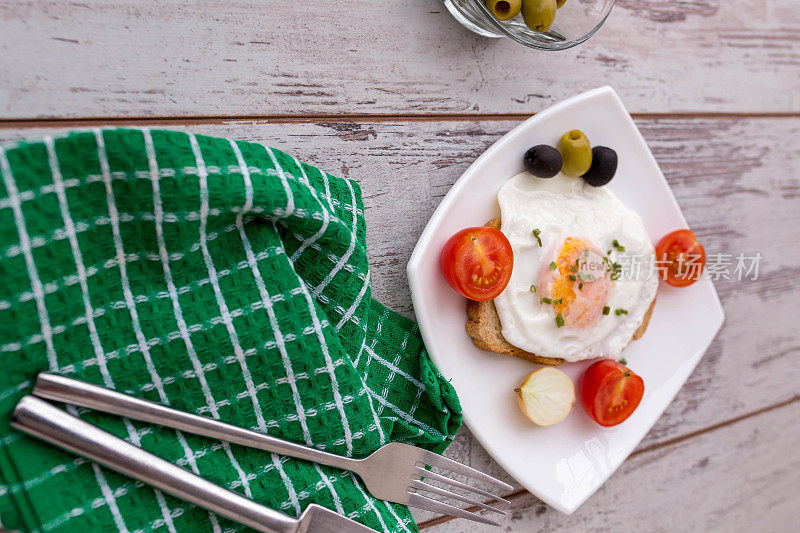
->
left=33, top=373, right=512, bottom=525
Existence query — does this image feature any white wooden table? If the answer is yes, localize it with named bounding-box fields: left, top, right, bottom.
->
left=2, top=1, right=799, bottom=531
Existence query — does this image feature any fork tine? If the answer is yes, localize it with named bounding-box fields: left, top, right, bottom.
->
left=409, top=479, right=507, bottom=515
left=419, top=450, right=514, bottom=491
left=415, top=466, right=510, bottom=505
left=406, top=492, right=501, bottom=526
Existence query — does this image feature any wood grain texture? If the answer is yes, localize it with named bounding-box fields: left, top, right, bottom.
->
left=1, top=117, right=798, bottom=529
left=1, top=0, right=799, bottom=119
left=420, top=400, right=800, bottom=532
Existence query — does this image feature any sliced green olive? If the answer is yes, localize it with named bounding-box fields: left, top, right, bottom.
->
left=558, top=129, right=592, bottom=177
left=484, top=0, right=522, bottom=21
left=521, top=0, right=557, bottom=33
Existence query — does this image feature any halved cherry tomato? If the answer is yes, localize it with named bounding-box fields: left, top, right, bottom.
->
left=655, top=229, right=706, bottom=287
left=579, top=359, right=644, bottom=427
left=440, top=227, right=513, bottom=301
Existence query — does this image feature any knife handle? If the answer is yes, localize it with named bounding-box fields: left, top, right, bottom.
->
left=11, top=396, right=298, bottom=533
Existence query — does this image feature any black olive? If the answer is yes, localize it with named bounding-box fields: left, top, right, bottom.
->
left=523, top=145, right=562, bottom=179
left=582, top=146, right=618, bottom=187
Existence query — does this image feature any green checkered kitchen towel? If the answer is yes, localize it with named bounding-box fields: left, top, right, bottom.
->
left=0, top=128, right=462, bottom=533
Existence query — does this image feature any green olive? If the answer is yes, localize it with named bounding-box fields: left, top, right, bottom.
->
left=484, top=0, right=522, bottom=21
left=558, top=130, right=592, bottom=177
left=521, top=0, right=557, bottom=33
left=556, top=0, right=567, bottom=8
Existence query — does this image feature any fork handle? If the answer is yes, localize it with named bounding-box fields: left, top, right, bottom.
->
left=11, top=396, right=299, bottom=533
left=33, top=373, right=360, bottom=472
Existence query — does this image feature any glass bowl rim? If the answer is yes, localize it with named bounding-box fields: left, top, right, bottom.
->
left=447, top=0, right=616, bottom=51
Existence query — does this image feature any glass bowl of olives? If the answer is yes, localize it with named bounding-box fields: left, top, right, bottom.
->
left=441, top=0, right=615, bottom=50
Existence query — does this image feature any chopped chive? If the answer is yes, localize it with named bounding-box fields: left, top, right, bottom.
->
left=569, top=274, right=576, bottom=281
left=619, top=358, right=628, bottom=366
left=531, top=228, right=542, bottom=247
left=570, top=266, right=577, bottom=273
left=578, top=282, right=583, bottom=290
left=550, top=262, right=557, bottom=270
left=608, top=261, right=622, bottom=281
left=530, top=284, right=537, bottom=293
left=612, top=239, right=626, bottom=252
left=540, top=297, right=552, bottom=305
left=602, top=306, right=610, bottom=315
left=555, top=314, right=565, bottom=328
left=615, top=308, right=628, bottom=316
left=553, top=298, right=562, bottom=305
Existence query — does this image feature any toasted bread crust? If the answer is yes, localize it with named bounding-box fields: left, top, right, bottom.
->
left=464, top=217, right=656, bottom=365
left=466, top=298, right=565, bottom=366
left=632, top=294, right=656, bottom=340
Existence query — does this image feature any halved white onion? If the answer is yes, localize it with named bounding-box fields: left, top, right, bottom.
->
left=515, top=367, right=575, bottom=426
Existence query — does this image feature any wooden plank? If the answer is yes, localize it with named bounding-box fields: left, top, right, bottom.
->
left=419, top=399, right=800, bottom=531
left=1, top=117, right=798, bottom=524
left=1, top=1, right=799, bottom=118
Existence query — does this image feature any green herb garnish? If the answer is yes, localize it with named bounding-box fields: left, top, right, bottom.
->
left=569, top=274, right=576, bottom=281
left=619, top=358, right=628, bottom=366
left=540, top=297, right=552, bottom=305
left=602, top=306, right=610, bottom=315
left=530, top=284, right=537, bottom=293
left=555, top=314, right=565, bottom=328
left=578, top=282, right=583, bottom=290
left=609, top=261, right=622, bottom=281
left=531, top=228, right=542, bottom=247
left=553, top=298, right=562, bottom=305
left=550, top=262, right=557, bottom=271
left=612, top=239, right=625, bottom=252
left=615, top=308, right=628, bottom=316
left=570, top=266, right=577, bottom=273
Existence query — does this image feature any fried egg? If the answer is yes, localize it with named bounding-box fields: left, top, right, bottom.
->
left=493, top=171, right=658, bottom=362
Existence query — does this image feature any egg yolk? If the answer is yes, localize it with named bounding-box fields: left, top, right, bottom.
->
left=539, top=237, right=610, bottom=328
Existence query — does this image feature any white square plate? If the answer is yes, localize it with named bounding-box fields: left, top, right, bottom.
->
left=407, top=86, right=724, bottom=514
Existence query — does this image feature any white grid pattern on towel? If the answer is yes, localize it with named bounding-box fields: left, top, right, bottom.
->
left=50, top=134, right=178, bottom=532
left=188, top=132, right=302, bottom=515
left=0, top=131, right=443, bottom=533
left=143, top=129, right=254, bottom=503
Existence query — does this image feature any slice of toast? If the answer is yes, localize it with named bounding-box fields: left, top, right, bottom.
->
left=466, top=298, right=566, bottom=366
left=464, top=218, right=655, bottom=366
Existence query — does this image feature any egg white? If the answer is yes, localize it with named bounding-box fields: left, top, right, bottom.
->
left=493, top=171, right=659, bottom=362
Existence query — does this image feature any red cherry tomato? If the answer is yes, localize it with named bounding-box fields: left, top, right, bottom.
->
left=655, top=229, right=706, bottom=287
left=440, top=227, right=513, bottom=301
left=580, top=359, right=644, bottom=427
